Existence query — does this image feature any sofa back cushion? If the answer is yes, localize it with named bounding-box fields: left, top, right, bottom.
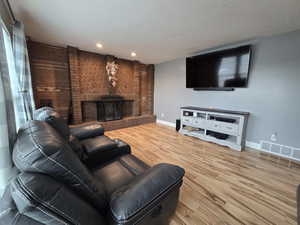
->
left=13, top=120, right=107, bottom=211
left=10, top=173, right=107, bottom=225
left=33, top=107, right=70, bottom=140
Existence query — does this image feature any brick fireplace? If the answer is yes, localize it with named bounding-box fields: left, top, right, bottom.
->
left=28, top=40, right=156, bottom=129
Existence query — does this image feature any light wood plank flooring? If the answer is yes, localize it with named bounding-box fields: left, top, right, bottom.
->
left=106, top=123, right=300, bottom=225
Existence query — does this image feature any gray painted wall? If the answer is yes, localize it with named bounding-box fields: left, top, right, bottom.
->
left=154, top=30, right=300, bottom=148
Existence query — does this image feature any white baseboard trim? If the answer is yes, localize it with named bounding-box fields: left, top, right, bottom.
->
left=156, top=119, right=176, bottom=128
left=245, top=141, right=261, bottom=150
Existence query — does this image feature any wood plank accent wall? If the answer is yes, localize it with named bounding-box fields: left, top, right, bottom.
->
left=28, top=41, right=155, bottom=125
left=27, top=41, right=71, bottom=120
left=67, top=46, right=82, bottom=123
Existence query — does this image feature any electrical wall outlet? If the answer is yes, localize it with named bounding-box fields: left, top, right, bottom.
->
left=161, top=113, right=165, bottom=118
left=270, top=132, right=278, bottom=142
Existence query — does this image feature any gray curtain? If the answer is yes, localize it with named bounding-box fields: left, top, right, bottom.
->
left=11, top=21, right=35, bottom=130
left=0, top=23, right=15, bottom=196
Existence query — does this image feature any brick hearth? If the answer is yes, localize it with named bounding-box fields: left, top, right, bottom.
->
left=70, top=115, right=156, bottom=131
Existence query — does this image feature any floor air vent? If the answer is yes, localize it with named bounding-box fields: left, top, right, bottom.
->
left=260, top=141, right=300, bottom=161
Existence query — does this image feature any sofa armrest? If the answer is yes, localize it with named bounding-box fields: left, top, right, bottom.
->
left=110, top=163, right=185, bottom=222
left=70, top=122, right=104, bottom=140
left=85, top=139, right=131, bottom=169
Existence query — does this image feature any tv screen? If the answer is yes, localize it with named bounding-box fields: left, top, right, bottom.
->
left=186, top=45, right=252, bottom=89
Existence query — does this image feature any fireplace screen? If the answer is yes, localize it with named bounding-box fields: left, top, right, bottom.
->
left=81, top=96, right=134, bottom=122
left=97, top=95, right=124, bottom=121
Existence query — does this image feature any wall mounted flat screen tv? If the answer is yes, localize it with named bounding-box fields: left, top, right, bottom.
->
left=186, top=45, right=252, bottom=89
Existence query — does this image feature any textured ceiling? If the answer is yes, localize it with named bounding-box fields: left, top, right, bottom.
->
left=10, top=0, right=300, bottom=64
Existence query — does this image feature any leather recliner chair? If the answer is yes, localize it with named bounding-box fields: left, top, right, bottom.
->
left=33, top=107, right=131, bottom=168
left=0, top=120, right=185, bottom=225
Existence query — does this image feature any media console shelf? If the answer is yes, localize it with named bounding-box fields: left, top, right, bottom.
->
left=180, top=106, right=250, bottom=151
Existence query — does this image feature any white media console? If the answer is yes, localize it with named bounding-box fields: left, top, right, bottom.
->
left=180, top=107, right=249, bottom=151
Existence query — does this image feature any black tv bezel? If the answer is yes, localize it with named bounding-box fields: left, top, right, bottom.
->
left=186, top=45, right=252, bottom=90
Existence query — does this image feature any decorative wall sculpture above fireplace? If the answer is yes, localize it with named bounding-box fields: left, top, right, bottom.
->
left=106, top=61, right=119, bottom=90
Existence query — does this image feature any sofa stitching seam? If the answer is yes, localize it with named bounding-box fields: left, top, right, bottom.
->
left=0, top=207, right=14, bottom=217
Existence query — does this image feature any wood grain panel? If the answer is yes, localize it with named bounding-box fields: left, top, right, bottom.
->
left=28, top=41, right=71, bottom=120
left=106, top=123, right=300, bottom=225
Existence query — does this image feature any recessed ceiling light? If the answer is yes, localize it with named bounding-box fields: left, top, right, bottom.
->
left=96, top=43, right=103, bottom=48
left=131, top=52, right=137, bottom=57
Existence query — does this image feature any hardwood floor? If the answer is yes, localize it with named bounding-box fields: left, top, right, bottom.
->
left=106, top=123, right=300, bottom=225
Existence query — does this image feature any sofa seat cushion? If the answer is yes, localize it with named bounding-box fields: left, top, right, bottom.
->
left=81, top=135, right=118, bottom=156
left=93, top=155, right=149, bottom=195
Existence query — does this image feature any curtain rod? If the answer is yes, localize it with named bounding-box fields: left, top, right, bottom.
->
left=5, top=0, right=16, bottom=24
